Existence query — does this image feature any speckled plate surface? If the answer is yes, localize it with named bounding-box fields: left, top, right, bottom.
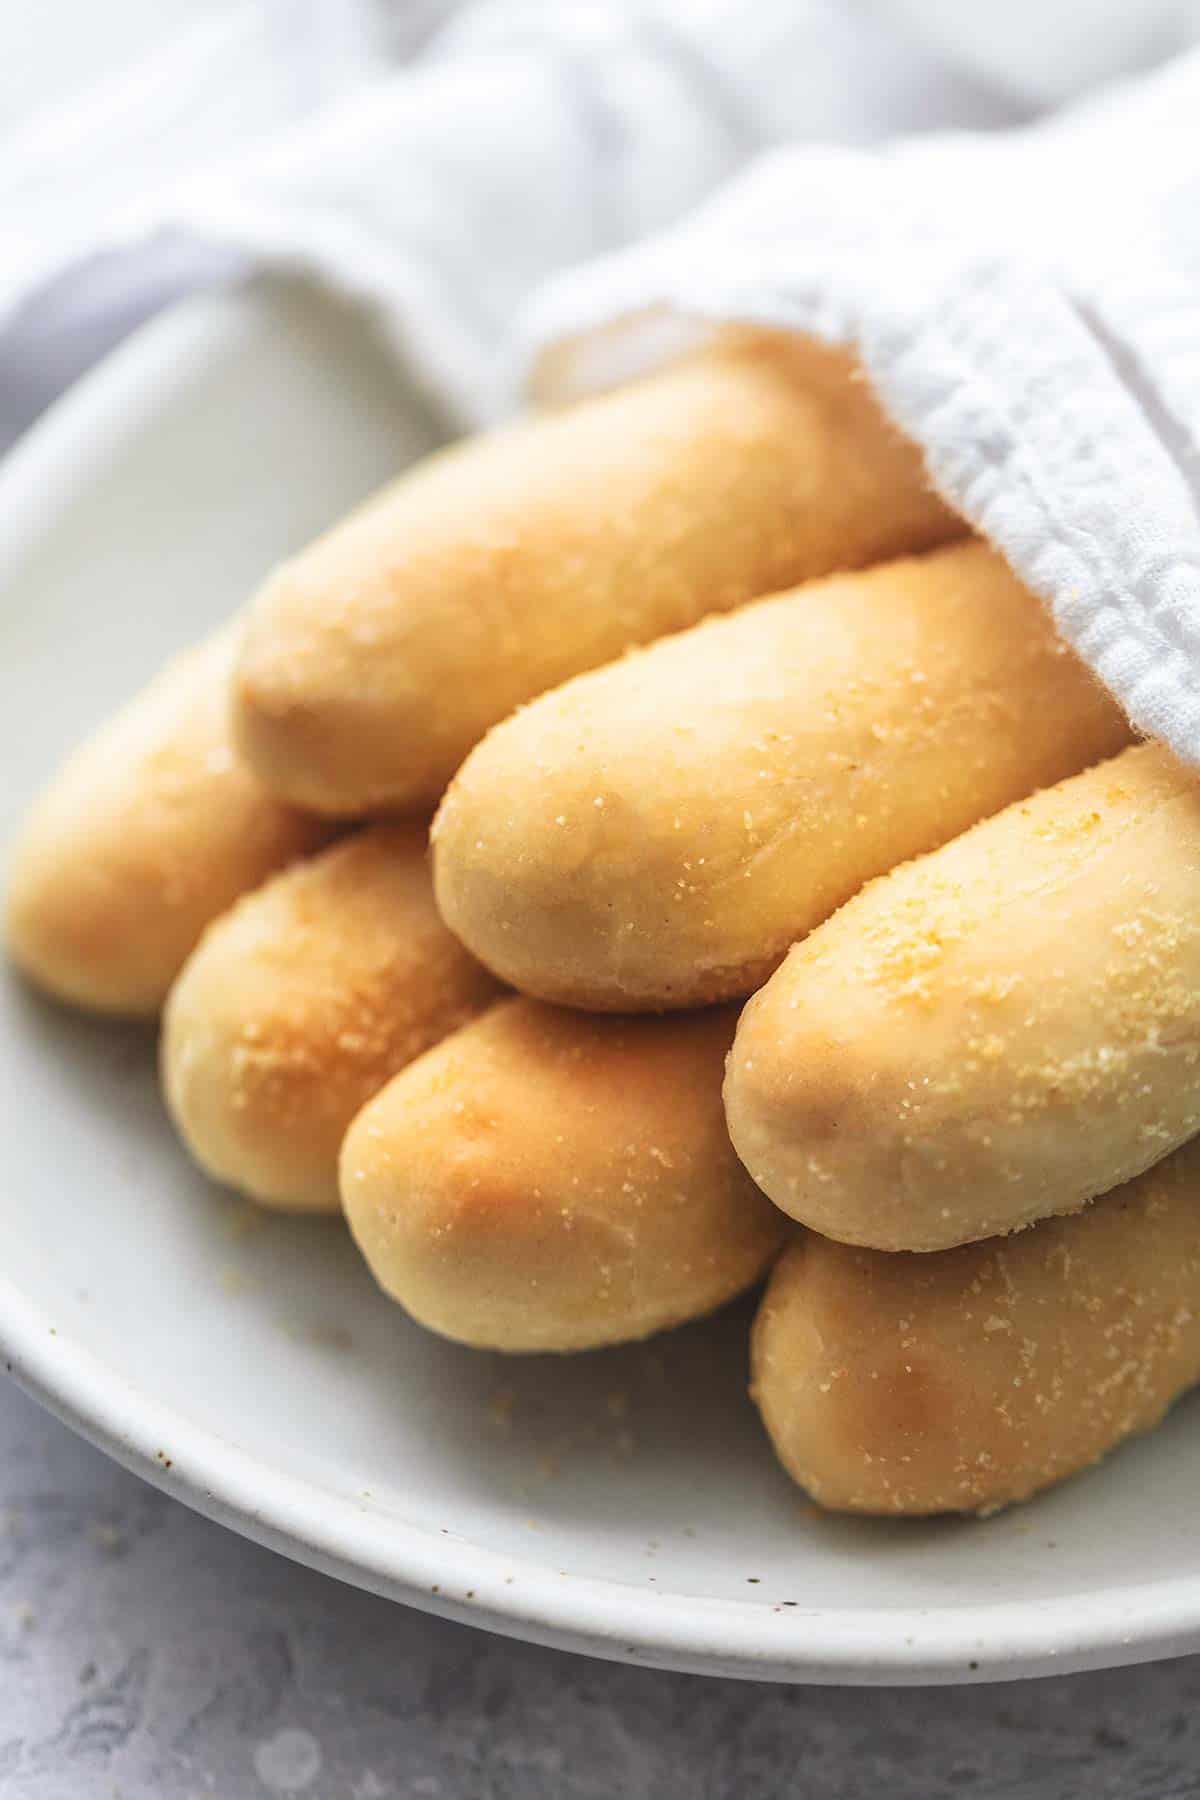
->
left=3, top=279, right=1200, bottom=1684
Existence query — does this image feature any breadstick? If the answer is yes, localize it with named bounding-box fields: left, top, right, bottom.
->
left=727, top=742, right=1200, bottom=1253
left=5, top=629, right=327, bottom=1017
left=752, top=1137, right=1200, bottom=1515
left=233, top=333, right=959, bottom=816
left=433, top=541, right=1130, bottom=1009
left=340, top=997, right=788, bottom=1351
left=162, top=824, right=504, bottom=1211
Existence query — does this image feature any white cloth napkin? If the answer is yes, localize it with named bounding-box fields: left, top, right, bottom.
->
left=0, top=0, right=1021, bottom=431
left=4, top=1, right=1200, bottom=765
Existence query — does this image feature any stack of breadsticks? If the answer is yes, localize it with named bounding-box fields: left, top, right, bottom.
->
left=9, top=329, right=1200, bottom=1519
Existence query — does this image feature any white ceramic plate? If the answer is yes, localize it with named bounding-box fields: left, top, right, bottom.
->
left=3, top=281, right=1200, bottom=1686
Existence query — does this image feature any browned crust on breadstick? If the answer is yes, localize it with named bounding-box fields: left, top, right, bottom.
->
left=5, top=628, right=327, bottom=1017
left=234, top=333, right=959, bottom=816
left=340, top=997, right=789, bottom=1350
left=162, top=824, right=504, bottom=1211
left=727, top=743, right=1200, bottom=1252
left=753, top=1136, right=1200, bottom=1515
left=433, top=540, right=1129, bottom=1009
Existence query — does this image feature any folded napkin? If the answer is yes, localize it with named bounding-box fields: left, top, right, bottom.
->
left=0, top=0, right=1019, bottom=431
left=4, top=1, right=1200, bottom=766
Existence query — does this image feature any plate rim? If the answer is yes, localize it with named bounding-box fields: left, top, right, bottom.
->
left=3, top=283, right=1200, bottom=1685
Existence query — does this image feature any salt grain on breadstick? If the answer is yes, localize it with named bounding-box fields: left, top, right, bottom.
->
left=433, top=540, right=1129, bottom=1010
left=727, top=742, right=1200, bottom=1253
left=162, top=824, right=504, bottom=1212
left=752, top=1136, right=1200, bottom=1515
left=5, top=627, right=327, bottom=1017
left=340, top=997, right=788, bottom=1351
left=234, top=333, right=959, bottom=816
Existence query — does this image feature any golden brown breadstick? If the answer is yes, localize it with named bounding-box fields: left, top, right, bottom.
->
left=727, top=742, right=1200, bottom=1253
left=162, top=824, right=504, bottom=1211
left=433, top=541, right=1130, bottom=1010
left=234, top=333, right=959, bottom=815
left=340, top=997, right=789, bottom=1350
left=5, top=629, right=327, bottom=1017
left=752, top=1136, right=1200, bottom=1515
